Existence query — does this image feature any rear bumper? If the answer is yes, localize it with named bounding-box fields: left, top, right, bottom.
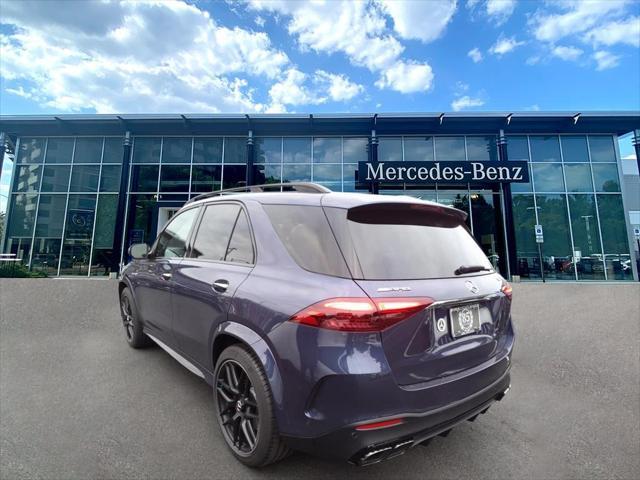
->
left=283, top=368, right=511, bottom=464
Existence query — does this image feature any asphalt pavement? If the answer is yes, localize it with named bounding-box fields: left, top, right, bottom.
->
left=1, top=279, right=639, bottom=479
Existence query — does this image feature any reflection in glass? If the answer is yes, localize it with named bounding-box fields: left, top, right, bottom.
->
left=378, top=137, right=402, bottom=162
left=222, top=165, right=247, bottom=189
left=597, top=194, right=632, bottom=280
left=532, top=163, right=564, bottom=191
left=13, top=165, right=42, bottom=193
left=126, top=195, right=156, bottom=252
left=536, top=194, right=574, bottom=280
left=506, top=136, right=529, bottom=161
left=60, top=194, right=97, bottom=275
left=100, top=165, right=122, bottom=192
left=5, top=194, right=37, bottom=265
left=343, top=138, right=368, bottom=163
left=283, top=137, right=311, bottom=163
left=564, top=164, right=593, bottom=192
left=70, top=165, right=100, bottom=192
left=41, top=165, right=71, bottom=192
left=74, top=138, right=103, bottom=163
left=255, top=137, right=281, bottom=164
left=313, top=138, right=341, bottom=163
left=313, top=164, right=341, bottom=182
left=403, top=137, right=434, bottom=162
left=512, top=194, right=540, bottom=279
left=31, top=194, right=66, bottom=275
left=130, top=165, right=159, bottom=192
left=568, top=194, right=604, bottom=280
left=253, top=164, right=281, bottom=184
left=282, top=164, right=311, bottom=182
left=191, top=165, right=221, bottom=192
left=592, top=163, right=620, bottom=192
left=45, top=138, right=74, bottom=164
left=436, top=190, right=470, bottom=228
left=510, top=164, right=533, bottom=192
left=193, top=137, right=223, bottom=163
left=561, top=136, right=589, bottom=163
left=91, top=195, right=118, bottom=276
left=471, top=191, right=502, bottom=273
left=224, top=138, right=247, bottom=164
left=160, top=165, right=190, bottom=192
left=132, top=137, right=161, bottom=163
left=162, top=137, right=191, bottom=163
left=529, top=136, right=561, bottom=162
left=17, top=137, right=46, bottom=164
left=403, top=189, right=436, bottom=202
left=466, top=136, right=497, bottom=161
left=588, top=136, right=616, bottom=162
left=102, top=138, right=124, bottom=164
left=435, top=137, right=466, bottom=161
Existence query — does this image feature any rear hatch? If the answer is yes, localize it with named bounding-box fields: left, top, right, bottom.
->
left=324, top=201, right=511, bottom=386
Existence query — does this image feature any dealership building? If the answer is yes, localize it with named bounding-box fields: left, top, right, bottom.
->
left=0, top=112, right=639, bottom=281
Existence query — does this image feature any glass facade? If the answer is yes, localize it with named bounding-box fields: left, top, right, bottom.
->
left=2, top=132, right=634, bottom=281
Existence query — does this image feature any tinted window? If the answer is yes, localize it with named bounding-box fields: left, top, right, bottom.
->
left=191, top=204, right=240, bottom=261
left=154, top=207, right=199, bottom=258
left=264, top=205, right=350, bottom=277
left=435, top=136, right=466, bottom=161
left=561, top=136, right=589, bottom=163
left=506, top=136, right=529, bottom=161
left=325, top=205, right=492, bottom=280
left=530, top=136, right=561, bottom=162
left=588, top=136, right=616, bottom=162
left=226, top=210, right=254, bottom=264
left=404, top=136, right=434, bottom=162
left=466, top=136, right=497, bottom=161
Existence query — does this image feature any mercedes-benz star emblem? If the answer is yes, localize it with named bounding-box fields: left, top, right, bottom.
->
left=465, top=280, right=479, bottom=294
left=436, top=317, right=447, bottom=333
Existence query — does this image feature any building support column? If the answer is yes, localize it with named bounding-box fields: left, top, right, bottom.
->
left=498, top=130, right=518, bottom=279
left=633, top=129, right=640, bottom=176
left=369, top=129, right=379, bottom=194
left=246, top=130, right=254, bottom=186
left=112, top=132, right=132, bottom=274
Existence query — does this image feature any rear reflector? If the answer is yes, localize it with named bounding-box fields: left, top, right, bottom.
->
left=290, top=297, right=434, bottom=332
left=355, top=418, right=405, bottom=431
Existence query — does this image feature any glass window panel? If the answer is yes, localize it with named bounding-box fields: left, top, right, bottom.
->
left=161, top=137, right=192, bottom=164
left=222, top=165, right=247, bottom=189
left=193, top=137, right=223, bottom=164
left=506, top=136, right=529, bottom=161
left=530, top=136, right=561, bottom=162
left=7, top=193, right=37, bottom=238
left=31, top=194, right=66, bottom=275
left=435, top=137, right=466, bottom=161
left=536, top=194, right=575, bottom=280
left=532, top=163, right=565, bottom=191
left=343, top=163, right=357, bottom=183
left=253, top=164, right=281, bottom=184
left=17, top=137, right=45, bottom=164
left=588, top=136, right=616, bottom=162
left=313, top=164, right=341, bottom=182
left=343, top=137, right=368, bottom=163
left=90, top=195, right=118, bottom=276
left=70, top=165, right=100, bottom=192
left=126, top=195, right=156, bottom=249
left=12, top=165, right=42, bottom=192
left=100, top=165, right=122, bottom=192
left=564, top=164, right=593, bottom=192
left=512, top=194, right=540, bottom=279
left=313, top=137, right=341, bottom=163
left=282, top=164, right=311, bottom=183
left=191, top=165, right=221, bottom=193
left=59, top=194, right=97, bottom=275
left=255, top=137, right=281, bottom=164
left=314, top=182, right=342, bottom=192
left=471, top=191, right=504, bottom=273
left=378, top=137, right=402, bottom=162
left=568, top=194, right=604, bottom=280
left=41, top=165, right=71, bottom=192
left=160, top=165, right=190, bottom=192
left=510, top=164, right=533, bottom=193
left=466, top=136, right=498, bottom=161
left=45, top=137, right=74, bottom=164
left=226, top=209, right=254, bottom=264
left=403, top=189, right=437, bottom=202
left=102, top=137, right=124, bottom=164
left=130, top=165, right=159, bottom=192
left=561, top=135, right=589, bottom=163
left=132, top=137, right=161, bottom=163
left=283, top=137, right=311, bottom=164
left=597, top=194, right=632, bottom=280
left=190, top=204, right=239, bottom=261
left=224, top=137, right=247, bottom=164
left=73, top=137, right=102, bottom=163
left=592, top=164, right=620, bottom=192
left=403, top=137, right=434, bottom=162
left=153, top=206, right=199, bottom=258
left=436, top=190, right=471, bottom=228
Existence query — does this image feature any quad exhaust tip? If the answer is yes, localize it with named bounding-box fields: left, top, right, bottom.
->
left=354, top=439, right=414, bottom=466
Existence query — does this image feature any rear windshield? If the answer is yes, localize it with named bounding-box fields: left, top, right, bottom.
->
left=324, top=204, right=493, bottom=280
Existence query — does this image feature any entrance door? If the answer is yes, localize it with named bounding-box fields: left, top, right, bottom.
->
left=157, top=207, right=180, bottom=236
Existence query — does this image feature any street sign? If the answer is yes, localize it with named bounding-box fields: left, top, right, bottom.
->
left=633, top=226, right=640, bottom=239
left=535, top=224, right=544, bottom=243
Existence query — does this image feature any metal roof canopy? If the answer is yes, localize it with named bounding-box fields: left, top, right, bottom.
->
left=1, top=111, right=638, bottom=137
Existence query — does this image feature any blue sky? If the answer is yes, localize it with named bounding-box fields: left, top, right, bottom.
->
left=1, top=0, right=639, bottom=210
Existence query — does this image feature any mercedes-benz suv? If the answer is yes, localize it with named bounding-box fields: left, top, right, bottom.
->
left=119, top=183, right=514, bottom=467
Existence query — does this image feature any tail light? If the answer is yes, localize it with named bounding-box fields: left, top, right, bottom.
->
left=501, top=280, right=513, bottom=300
left=355, top=418, right=405, bottom=431
left=290, top=297, right=434, bottom=332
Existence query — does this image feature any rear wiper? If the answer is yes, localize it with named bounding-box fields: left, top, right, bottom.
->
left=454, top=265, right=492, bottom=275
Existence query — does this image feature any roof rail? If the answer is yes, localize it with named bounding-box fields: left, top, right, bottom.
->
left=187, top=182, right=331, bottom=204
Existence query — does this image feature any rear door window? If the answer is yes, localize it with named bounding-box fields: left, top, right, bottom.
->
left=153, top=207, right=199, bottom=258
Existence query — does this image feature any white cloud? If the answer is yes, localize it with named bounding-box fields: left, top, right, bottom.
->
left=268, top=68, right=321, bottom=109
left=584, top=16, right=640, bottom=48
left=451, top=95, right=485, bottom=111
left=314, top=71, right=364, bottom=102
left=379, top=0, right=457, bottom=43
left=485, top=0, right=516, bottom=25
left=254, top=15, right=266, bottom=27
left=593, top=50, right=621, bottom=70
left=0, top=1, right=295, bottom=113
left=551, top=45, right=583, bottom=61
left=247, top=0, right=438, bottom=93
left=489, top=35, right=524, bottom=55
left=468, top=47, right=483, bottom=62
left=526, top=104, right=541, bottom=111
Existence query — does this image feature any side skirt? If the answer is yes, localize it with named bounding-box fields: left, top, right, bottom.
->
left=145, top=332, right=205, bottom=379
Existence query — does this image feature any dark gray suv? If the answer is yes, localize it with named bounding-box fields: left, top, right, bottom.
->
left=119, top=183, right=514, bottom=467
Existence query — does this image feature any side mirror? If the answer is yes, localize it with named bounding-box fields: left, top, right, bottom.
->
left=129, top=243, right=150, bottom=259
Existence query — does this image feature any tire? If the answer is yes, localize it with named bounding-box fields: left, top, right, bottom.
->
left=119, top=287, right=153, bottom=349
left=214, top=344, right=291, bottom=467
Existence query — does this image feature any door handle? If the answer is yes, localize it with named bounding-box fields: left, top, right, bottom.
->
left=161, top=272, right=172, bottom=280
left=212, top=279, right=229, bottom=293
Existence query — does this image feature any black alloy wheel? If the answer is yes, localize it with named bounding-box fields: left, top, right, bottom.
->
left=120, top=294, right=135, bottom=341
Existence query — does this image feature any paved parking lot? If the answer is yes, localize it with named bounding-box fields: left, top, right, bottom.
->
left=1, top=279, right=639, bottom=479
